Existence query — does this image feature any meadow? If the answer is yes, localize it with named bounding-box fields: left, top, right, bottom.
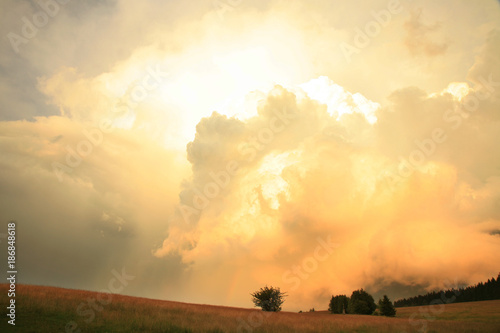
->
left=0, top=284, right=499, bottom=332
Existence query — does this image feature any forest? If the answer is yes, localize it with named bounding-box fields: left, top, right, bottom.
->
left=394, top=273, right=500, bottom=307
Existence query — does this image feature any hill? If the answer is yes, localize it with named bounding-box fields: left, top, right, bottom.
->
left=395, top=274, right=500, bottom=307
left=1, top=284, right=499, bottom=332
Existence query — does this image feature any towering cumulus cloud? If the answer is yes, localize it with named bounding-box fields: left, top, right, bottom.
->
left=154, top=31, right=500, bottom=308
left=0, top=0, right=499, bottom=311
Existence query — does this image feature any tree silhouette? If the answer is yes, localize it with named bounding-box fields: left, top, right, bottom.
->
left=329, top=295, right=349, bottom=314
left=378, top=295, right=396, bottom=317
left=348, top=289, right=376, bottom=315
left=251, top=286, right=287, bottom=312
left=394, top=273, right=500, bottom=307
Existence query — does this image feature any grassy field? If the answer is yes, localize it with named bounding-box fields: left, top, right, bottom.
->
left=0, top=284, right=499, bottom=332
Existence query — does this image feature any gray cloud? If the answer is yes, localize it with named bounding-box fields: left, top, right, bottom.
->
left=0, top=0, right=499, bottom=312
left=404, top=9, right=449, bottom=57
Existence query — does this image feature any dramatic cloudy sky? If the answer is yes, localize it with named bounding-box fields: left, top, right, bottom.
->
left=1, top=0, right=499, bottom=311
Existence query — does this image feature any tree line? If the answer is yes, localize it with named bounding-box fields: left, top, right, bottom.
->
left=328, top=289, right=395, bottom=317
left=394, top=273, right=500, bottom=307
left=251, top=273, right=500, bottom=315
left=251, top=286, right=396, bottom=317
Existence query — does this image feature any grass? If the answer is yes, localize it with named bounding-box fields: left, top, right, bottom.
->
left=0, top=284, right=499, bottom=332
left=395, top=299, right=500, bottom=330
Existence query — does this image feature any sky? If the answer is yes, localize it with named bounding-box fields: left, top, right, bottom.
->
left=0, top=0, right=499, bottom=312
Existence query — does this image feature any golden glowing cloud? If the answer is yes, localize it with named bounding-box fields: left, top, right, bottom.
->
left=0, top=0, right=499, bottom=312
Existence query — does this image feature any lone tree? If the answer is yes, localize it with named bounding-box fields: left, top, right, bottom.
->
left=378, top=295, right=396, bottom=317
left=251, top=286, right=287, bottom=312
left=348, top=289, right=377, bottom=315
